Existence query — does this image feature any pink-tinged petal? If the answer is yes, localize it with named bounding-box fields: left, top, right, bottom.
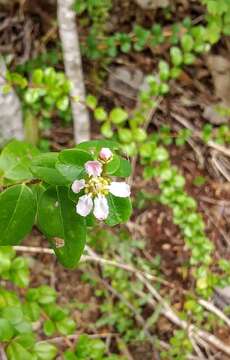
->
left=109, top=182, right=131, bottom=197
left=85, top=161, right=102, bottom=177
left=93, top=196, right=109, bottom=220
left=76, top=195, right=93, bottom=217
left=99, top=147, right=113, bottom=161
left=71, top=179, right=85, bottom=193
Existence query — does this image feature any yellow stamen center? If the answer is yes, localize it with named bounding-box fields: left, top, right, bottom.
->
left=85, top=176, right=110, bottom=197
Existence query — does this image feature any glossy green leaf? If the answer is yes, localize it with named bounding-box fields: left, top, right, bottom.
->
left=14, top=333, right=36, bottom=350
left=38, top=187, right=86, bottom=268
left=43, top=320, right=55, bottom=336
left=0, top=185, right=36, bottom=245
left=56, top=149, right=93, bottom=182
left=0, top=318, right=14, bottom=341
left=76, top=140, right=119, bottom=153
left=22, top=302, right=40, bottom=322
left=112, top=158, right=131, bottom=177
left=109, top=108, right=128, bottom=124
left=101, top=122, right=113, bottom=138
left=2, top=306, right=23, bottom=325
left=30, top=153, right=67, bottom=185
left=104, top=154, right=120, bottom=175
left=34, top=342, right=57, bottom=360
left=7, top=341, right=35, bottom=360
left=56, top=318, right=76, bottom=335
left=118, top=128, right=133, bottom=143
left=0, top=140, right=39, bottom=182
left=94, top=107, right=107, bottom=122
left=106, top=194, right=132, bottom=226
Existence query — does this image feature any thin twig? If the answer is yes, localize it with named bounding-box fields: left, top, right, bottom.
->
left=13, top=245, right=54, bottom=254
left=172, top=112, right=230, bottom=158
left=14, top=244, right=230, bottom=329
left=42, top=332, right=117, bottom=344
left=135, top=272, right=230, bottom=356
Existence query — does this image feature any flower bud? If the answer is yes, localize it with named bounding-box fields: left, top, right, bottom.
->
left=99, top=148, right=113, bottom=162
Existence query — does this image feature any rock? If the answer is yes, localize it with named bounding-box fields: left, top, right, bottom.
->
left=134, top=0, right=169, bottom=10
left=213, top=287, right=230, bottom=310
left=108, top=66, right=144, bottom=99
left=207, top=55, right=230, bottom=107
left=204, top=55, right=230, bottom=125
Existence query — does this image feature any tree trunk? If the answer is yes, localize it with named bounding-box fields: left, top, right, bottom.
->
left=0, top=57, right=24, bottom=147
left=57, top=0, right=90, bottom=144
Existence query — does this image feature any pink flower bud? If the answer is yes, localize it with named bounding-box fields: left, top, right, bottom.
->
left=99, top=148, right=113, bottom=162
left=85, top=160, right=102, bottom=177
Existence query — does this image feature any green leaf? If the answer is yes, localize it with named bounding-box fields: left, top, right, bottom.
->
left=30, top=153, right=68, bottom=185
left=106, top=194, right=132, bottom=226
left=2, top=306, right=24, bottom=325
left=64, top=351, right=77, bottom=360
left=153, top=147, right=169, bottom=162
left=109, top=108, right=128, bottom=124
left=7, top=341, right=35, bottom=360
left=56, top=96, right=69, bottom=111
left=34, top=342, right=57, bottom=360
left=0, top=318, right=14, bottom=341
left=181, top=34, right=194, bottom=52
left=56, top=149, right=93, bottom=182
left=86, top=95, right=98, bottom=110
left=183, top=52, right=195, bottom=65
left=118, top=128, right=133, bottom=143
left=56, top=318, right=76, bottom=335
left=159, top=60, right=170, bottom=81
left=37, top=286, right=56, bottom=305
left=10, top=257, right=29, bottom=288
left=76, top=140, right=119, bottom=153
left=0, top=246, right=15, bottom=272
left=38, top=187, right=86, bottom=268
left=104, top=154, right=120, bottom=175
left=0, top=185, right=36, bottom=245
left=94, top=107, right=107, bottom=122
left=101, top=122, right=113, bottom=138
left=32, top=69, right=43, bottom=84
left=23, top=302, right=40, bottom=322
left=14, top=333, right=36, bottom=350
left=14, top=320, right=32, bottom=335
left=43, top=320, right=55, bottom=336
left=132, top=128, right=147, bottom=142
left=0, top=140, right=40, bottom=182
left=170, top=47, right=183, bottom=66
left=112, top=158, right=131, bottom=177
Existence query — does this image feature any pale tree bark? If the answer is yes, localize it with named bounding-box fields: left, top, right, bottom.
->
left=0, top=56, right=24, bottom=147
left=57, top=0, right=90, bottom=144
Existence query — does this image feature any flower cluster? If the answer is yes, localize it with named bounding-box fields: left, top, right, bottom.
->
left=71, top=148, right=131, bottom=220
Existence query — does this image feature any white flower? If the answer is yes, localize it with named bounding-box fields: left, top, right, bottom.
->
left=99, top=147, right=113, bottom=162
left=71, top=179, right=85, bottom=193
left=93, top=195, right=109, bottom=220
left=85, top=160, right=102, bottom=177
left=72, top=178, right=130, bottom=220
left=76, top=195, right=93, bottom=217
left=109, top=182, right=130, bottom=197
left=71, top=149, right=131, bottom=221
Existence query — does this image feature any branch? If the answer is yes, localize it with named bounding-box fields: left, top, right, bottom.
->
left=57, top=0, right=90, bottom=144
